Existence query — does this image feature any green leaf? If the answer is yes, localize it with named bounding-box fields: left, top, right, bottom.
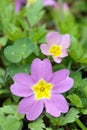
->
left=0, top=115, right=23, bottom=130
left=70, top=72, right=82, bottom=89
left=7, top=24, right=26, bottom=41
left=82, top=78, right=87, bottom=97
left=48, top=108, right=79, bottom=126
left=26, top=0, right=44, bottom=27
left=46, top=128, right=53, bottom=130
left=81, top=109, right=87, bottom=115
left=4, top=38, right=37, bottom=63
left=0, top=105, right=24, bottom=130
left=79, top=53, right=87, bottom=64
left=7, top=64, right=30, bottom=77
left=28, top=118, right=45, bottom=130
left=69, top=36, right=84, bottom=62
left=0, top=105, right=24, bottom=120
left=0, top=36, right=7, bottom=46
left=67, top=94, right=83, bottom=108
left=29, top=25, right=47, bottom=43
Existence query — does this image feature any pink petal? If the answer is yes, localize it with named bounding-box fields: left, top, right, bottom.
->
left=44, top=94, right=68, bottom=117
left=10, top=73, right=34, bottom=97
left=31, top=58, right=53, bottom=82
left=52, top=77, right=74, bottom=93
left=46, top=32, right=61, bottom=46
left=18, top=96, right=44, bottom=121
left=52, top=57, right=62, bottom=63
left=60, top=49, right=68, bottom=58
left=43, top=0, right=58, bottom=8
left=10, top=83, right=33, bottom=97
left=13, top=73, right=34, bottom=86
left=50, top=69, right=70, bottom=83
left=40, top=44, right=50, bottom=56
left=61, top=34, right=70, bottom=49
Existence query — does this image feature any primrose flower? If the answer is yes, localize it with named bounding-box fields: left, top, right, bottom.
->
left=43, top=0, right=58, bottom=8
left=15, top=0, right=26, bottom=12
left=10, top=58, right=74, bottom=121
left=40, top=32, right=70, bottom=63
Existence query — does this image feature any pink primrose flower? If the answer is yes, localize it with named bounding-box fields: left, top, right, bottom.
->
left=43, top=0, right=58, bottom=8
left=10, top=58, right=74, bottom=121
left=40, top=32, right=70, bottom=63
left=15, top=0, right=26, bottom=12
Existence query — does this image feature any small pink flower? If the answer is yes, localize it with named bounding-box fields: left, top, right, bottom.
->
left=62, top=2, right=69, bottom=10
left=15, top=0, right=26, bottom=12
left=10, top=58, right=74, bottom=121
left=40, top=32, right=70, bottom=63
left=43, top=0, right=58, bottom=8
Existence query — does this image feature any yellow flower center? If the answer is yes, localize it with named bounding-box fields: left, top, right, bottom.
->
left=49, top=44, right=62, bottom=57
left=32, top=79, right=53, bottom=100
left=27, top=0, right=36, bottom=5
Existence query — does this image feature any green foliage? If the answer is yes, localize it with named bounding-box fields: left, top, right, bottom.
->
left=4, top=38, right=38, bottom=63
left=0, top=0, right=87, bottom=129
left=7, top=64, right=30, bottom=77
left=69, top=36, right=84, bottom=62
left=26, top=0, right=44, bottom=27
left=28, top=118, right=45, bottom=130
left=47, top=108, right=79, bottom=126
left=0, top=105, right=24, bottom=130
left=67, top=94, right=83, bottom=108
left=0, top=36, right=7, bottom=46
left=29, top=25, right=47, bottom=43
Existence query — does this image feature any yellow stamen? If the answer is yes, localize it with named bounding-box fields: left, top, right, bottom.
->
left=32, top=79, right=53, bottom=100
left=49, top=44, right=62, bottom=57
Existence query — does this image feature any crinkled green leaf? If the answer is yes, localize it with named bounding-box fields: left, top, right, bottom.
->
left=26, top=0, right=44, bottom=27
left=7, top=24, right=26, bottom=41
left=0, top=105, right=24, bottom=119
left=69, top=36, right=84, bottom=62
left=7, top=64, right=30, bottom=77
left=47, top=108, right=79, bottom=126
left=0, top=105, right=24, bottom=130
left=28, top=118, right=45, bottom=130
left=0, top=115, right=23, bottom=130
left=29, top=24, right=47, bottom=43
left=70, top=72, right=82, bottom=89
left=79, top=53, right=87, bottom=64
left=67, top=94, right=83, bottom=108
left=4, top=38, right=37, bottom=63
left=81, top=109, right=87, bottom=115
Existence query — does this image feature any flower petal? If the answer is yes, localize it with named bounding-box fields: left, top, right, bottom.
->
left=44, top=94, right=68, bottom=117
left=10, top=73, right=34, bottom=97
left=46, top=32, right=61, bottom=46
left=52, top=57, right=62, bottom=63
left=60, top=49, right=68, bottom=58
left=31, top=58, right=53, bottom=82
left=43, top=0, right=58, bottom=8
left=40, top=44, right=50, bottom=55
left=15, top=0, right=25, bottom=12
left=18, top=96, right=44, bottom=121
left=61, top=34, right=70, bottom=48
left=52, top=77, right=74, bottom=93
left=50, top=69, right=70, bottom=83
left=10, top=83, right=33, bottom=97
left=13, top=73, right=34, bottom=85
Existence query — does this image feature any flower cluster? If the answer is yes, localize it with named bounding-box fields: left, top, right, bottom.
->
left=10, top=0, right=74, bottom=121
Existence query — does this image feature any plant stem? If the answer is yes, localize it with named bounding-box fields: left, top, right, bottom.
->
left=76, top=118, right=87, bottom=130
